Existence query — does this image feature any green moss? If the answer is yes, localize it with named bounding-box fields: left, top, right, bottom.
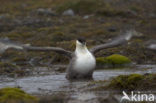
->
left=11, top=57, right=27, bottom=62
left=96, top=57, right=109, bottom=65
left=89, top=74, right=156, bottom=91
left=56, top=0, right=128, bottom=17
left=107, top=54, right=131, bottom=64
left=0, top=87, right=38, bottom=103
left=52, top=32, right=66, bottom=42
left=37, top=27, right=52, bottom=33
left=129, top=6, right=142, bottom=12
left=108, top=74, right=156, bottom=90
left=96, top=54, right=131, bottom=68
left=109, top=74, right=144, bottom=90
left=11, top=57, right=29, bottom=66
left=96, top=4, right=127, bottom=17
left=6, top=31, right=33, bottom=40
left=51, top=31, right=73, bottom=42
left=81, top=29, right=109, bottom=38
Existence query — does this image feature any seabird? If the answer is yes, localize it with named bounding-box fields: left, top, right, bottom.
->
left=0, top=29, right=142, bottom=80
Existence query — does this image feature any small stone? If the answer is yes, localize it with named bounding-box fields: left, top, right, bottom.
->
left=83, top=15, right=89, bottom=19
left=62, top=9, right=75, bottom=16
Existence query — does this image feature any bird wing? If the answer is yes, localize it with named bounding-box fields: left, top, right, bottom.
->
left=147, top=43, right=156, bottom=51
left=0, top=38, right=72, bottom=59
left=23, top=46, right=72, bottom=58
left=89, top=30, right=134, bottom=55
left=0, top=38, right=24, bottom=53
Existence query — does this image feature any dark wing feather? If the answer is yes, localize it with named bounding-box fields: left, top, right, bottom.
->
left=0, top=38, right=72, bottom=58
left=23, top=46, right=72, bottom=58
left=90, top=30, right=134, bottom=54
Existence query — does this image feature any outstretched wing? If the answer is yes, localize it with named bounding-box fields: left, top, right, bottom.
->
left=0, top=38, right=72, bottom=58
left=89, top=30, right=136, bottom=54
left=23, top=46, right=72, bottom=58
left=146, top=43, right=156, bottom=51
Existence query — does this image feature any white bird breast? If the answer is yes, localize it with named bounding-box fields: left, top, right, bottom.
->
left=74, top=52, right=96, bottom=74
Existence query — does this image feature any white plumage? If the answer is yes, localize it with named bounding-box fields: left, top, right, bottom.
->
left=74, top=45, right=96, bottom=74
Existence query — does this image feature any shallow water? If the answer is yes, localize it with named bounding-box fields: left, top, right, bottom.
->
left=0, top=65, right=156, bottom=95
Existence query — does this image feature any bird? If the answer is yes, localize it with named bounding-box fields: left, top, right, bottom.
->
left=0, top=29, right=142, bottom=80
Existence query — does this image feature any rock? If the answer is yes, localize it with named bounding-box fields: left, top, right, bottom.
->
left=83, top=15, right=90, bottom=19
left=83, top=15, right=93, bottom=19
left=36, top=8, right=56, bottom=16
left=62, top=9, right=75, bottom=16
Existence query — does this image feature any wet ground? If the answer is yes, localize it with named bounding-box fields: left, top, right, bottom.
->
left=0, top=64, right=156, bottom=103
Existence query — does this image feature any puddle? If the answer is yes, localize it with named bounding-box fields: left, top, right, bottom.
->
left=0, top=65, right=156, bottom=95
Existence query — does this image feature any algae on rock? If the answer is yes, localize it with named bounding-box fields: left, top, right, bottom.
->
left=0, top=87, right=38, bottom=103
left=96, top=54, right=131, bottom=68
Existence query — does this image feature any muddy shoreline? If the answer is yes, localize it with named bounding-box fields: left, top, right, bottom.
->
left=0, top=64, right=156, bottom=94
left=0, top=64, right=156, bottom=103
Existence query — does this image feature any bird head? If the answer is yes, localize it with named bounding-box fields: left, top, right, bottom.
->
left=76, top=37, right=86, bottom=47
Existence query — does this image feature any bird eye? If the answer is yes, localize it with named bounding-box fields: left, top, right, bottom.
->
left=78, top=39, right=82, bottom=43
left=77, top=37, right=86, bottom=43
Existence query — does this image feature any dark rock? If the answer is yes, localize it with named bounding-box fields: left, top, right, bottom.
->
left=108, top=27, right=117, bottom=32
